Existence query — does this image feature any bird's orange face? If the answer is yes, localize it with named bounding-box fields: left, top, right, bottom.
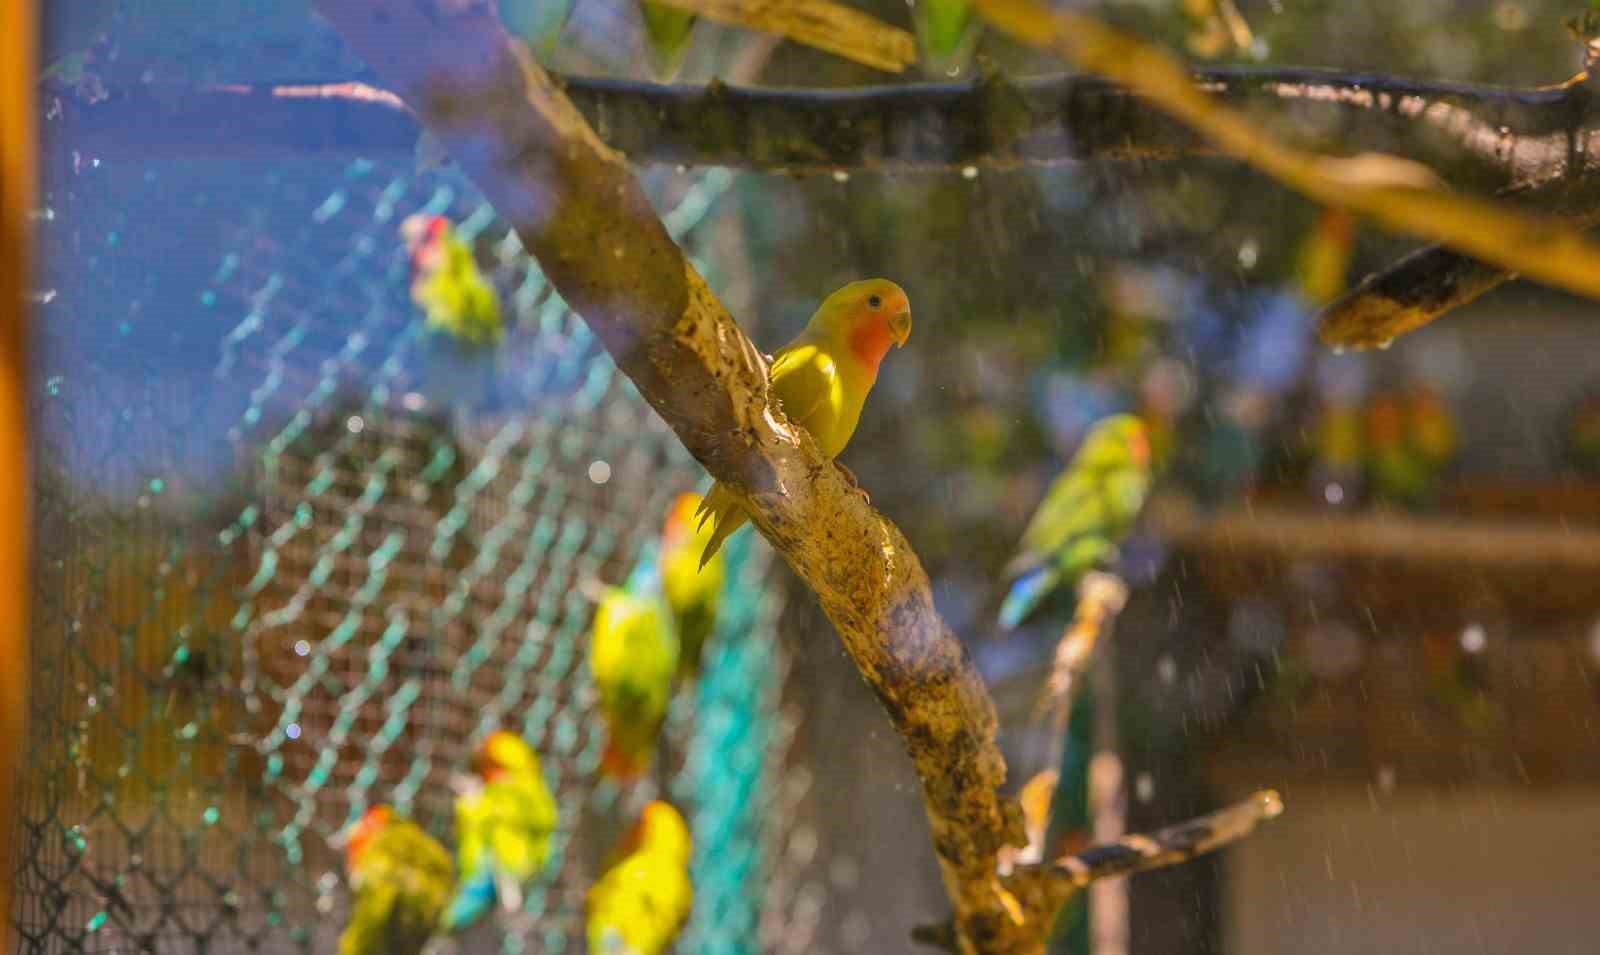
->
left=343, top=805, right=394, bottom=869
left=475, top=730, right=520, bottom=781
left=830, top=279, right=911, bottom=368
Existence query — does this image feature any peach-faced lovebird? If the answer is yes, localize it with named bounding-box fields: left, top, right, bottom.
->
left=586, top=801, right=694, bottom=955
left=695, top=279, right=913, bottom=568
left=400, top=214, right=504, bottom=346
left=589, top=545, right=681, bottom=779
left=444, top=731, right=559, bottom=930
left=660, top=492, right=723, bottom=679
left=998, top=414, right=1152, bottom=630
left=339, top=805, right=454, bottom=955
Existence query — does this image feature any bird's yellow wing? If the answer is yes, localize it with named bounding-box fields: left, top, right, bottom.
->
left=769, top=343, right=850, bottom=458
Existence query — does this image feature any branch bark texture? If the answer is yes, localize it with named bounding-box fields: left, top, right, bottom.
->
left=309, top=1, right=1021, bottom=950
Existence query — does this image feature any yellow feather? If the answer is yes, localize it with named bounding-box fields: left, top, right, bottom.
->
left=697, top=280, right=911, bottom=567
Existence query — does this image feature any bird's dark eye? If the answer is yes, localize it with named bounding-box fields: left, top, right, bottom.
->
left=867, top=294, right=883, bottom=309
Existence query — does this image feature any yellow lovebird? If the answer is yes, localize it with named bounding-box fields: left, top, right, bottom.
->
left=589, top=547, right=680, bottom=780
left=443, top=731, right=559, bottom=930
left=338, top=806, right=454, bottom=955
left=660, top=492, right=723, bottom=679
left=696, top=279, right=913, bottom=567
left=587, top=801, right=694, bottom=955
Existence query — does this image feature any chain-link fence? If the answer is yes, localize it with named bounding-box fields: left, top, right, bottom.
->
left=12, top=148, right=863, bottom=953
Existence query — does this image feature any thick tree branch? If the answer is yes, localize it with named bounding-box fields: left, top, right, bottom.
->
left=47, top=68, right=1600, bottom=185
left=308, top=1, right=1024, bottom=951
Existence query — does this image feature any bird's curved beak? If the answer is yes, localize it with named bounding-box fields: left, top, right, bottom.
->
left=889, top=307, right=912, bottom=347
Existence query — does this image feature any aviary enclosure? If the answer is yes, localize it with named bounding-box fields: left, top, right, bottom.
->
left=11, top=0, right=1600, bottom=953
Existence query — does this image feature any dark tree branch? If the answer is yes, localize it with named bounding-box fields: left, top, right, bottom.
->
left=1319, top=178, right=1600, bottom=348
left=46, top=68, right=1600, bottom=184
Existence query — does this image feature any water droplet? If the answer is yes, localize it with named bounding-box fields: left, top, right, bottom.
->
left=961, top=165, right=979, bottom=180
left=148, top=478, right=164, bottom=493
left=28, top=289, right=56, bottom=304
left=832, top=170, right=850, bottom=183
left=203, top=806, right=220, bottom=826
left=45, top=376, right=62, bottom=396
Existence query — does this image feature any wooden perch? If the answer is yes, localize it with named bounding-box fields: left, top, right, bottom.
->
left=915, top=789, right=1285, bottom=951
left=308, top=1, right=1023, bottom=951
left=1148, top=495, right=1600, bottom=568
left=1003, top=789, right=1283, bottom=916
left=46, top=68, right=1600, bottom=184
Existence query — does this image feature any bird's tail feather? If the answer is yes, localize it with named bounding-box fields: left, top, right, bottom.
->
left=695, top=482, right=748, bottom=570
left=999, top=565, right=1061, bottom=631
left=442, top=868, right=497, bottom=932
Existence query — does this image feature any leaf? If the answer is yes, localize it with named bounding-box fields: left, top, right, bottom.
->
left=644, top=0, right=916, bottom=73
left=973, top=0, right=1600, bottom=326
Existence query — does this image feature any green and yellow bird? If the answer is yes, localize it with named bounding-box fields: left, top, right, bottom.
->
left=696, top=279, right=913, bottom=568
left=998, top=414, right=1152, bottom=630
left=401, top=214, right=504, bottom=347
left=589, top=546, right=681, bottom=780
left=339, top=805, right=454, bottom=955
left=660, top=492, right=723, bottom=679
left=587, top=801, right=694, bottom=955
left=444, top=731, right=560, bottom=930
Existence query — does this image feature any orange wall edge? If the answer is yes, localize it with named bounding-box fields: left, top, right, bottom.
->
left=0, top=0, right=35, bottom=943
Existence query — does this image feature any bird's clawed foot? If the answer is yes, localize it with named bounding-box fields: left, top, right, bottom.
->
left=836, top=462, right=872, bottom=503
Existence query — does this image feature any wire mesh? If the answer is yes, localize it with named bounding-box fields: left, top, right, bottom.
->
left=8, top=152, right=860, bottom=954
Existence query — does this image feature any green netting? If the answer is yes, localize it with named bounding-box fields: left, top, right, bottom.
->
left=12, top=156, right=815, bottom=954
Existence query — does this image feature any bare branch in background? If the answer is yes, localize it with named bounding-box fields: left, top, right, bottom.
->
left=915, top=789, right=1286, bottom=952
left=1320, top=179, right=1600, bottom=349
left=645, top=0, right=915, bottom=72
left=1037, top=571, right=1128, bottom=746
left=972, top=0, right=1600, bottom=325
left=1003, top=789, right=1284, bottom=916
